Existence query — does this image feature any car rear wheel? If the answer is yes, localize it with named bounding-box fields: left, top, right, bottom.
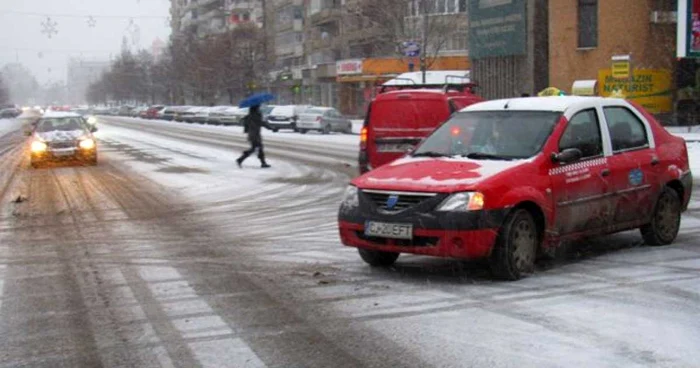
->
left=299, top=129, right=308, bottom=134
left=272, top=128, right=279, bottom=133
left=641, top=187, right=681, bottom=246
left=489, top=209, right=538, bottom=281
left=358, top=248, right=399, bottom=267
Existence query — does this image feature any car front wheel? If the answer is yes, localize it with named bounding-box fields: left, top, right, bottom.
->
left=641, top=187, right=681, bottom=246
left=489, top=209, right=538, bottom=281
left=358, top=248, right=399, bottom=267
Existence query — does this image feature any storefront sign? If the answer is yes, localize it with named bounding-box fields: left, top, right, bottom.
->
left=468, top=0, right=527, bottom=59
left=598, top=69, right=673, bottom=114
left=336, top=59, right=363, bottom=75
left=678, top=0, right=700, bottom=58
left=611, top=55, right=631, bottom=80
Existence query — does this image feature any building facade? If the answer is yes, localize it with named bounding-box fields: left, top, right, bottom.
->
left=170, top=0, right=264, bottom=39
left=549, top=0, right=678, bottom=116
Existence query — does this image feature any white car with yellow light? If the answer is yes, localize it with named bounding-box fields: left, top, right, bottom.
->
left=30, top=112, right=98, bottom=168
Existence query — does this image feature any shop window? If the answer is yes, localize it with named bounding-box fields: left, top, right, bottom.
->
left=578, top=0, right=598, bottom=48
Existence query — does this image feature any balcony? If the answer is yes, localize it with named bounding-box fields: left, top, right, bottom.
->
left=308, top=36, right=340, bottom=51
left=308, top=7, right=341, bottom=26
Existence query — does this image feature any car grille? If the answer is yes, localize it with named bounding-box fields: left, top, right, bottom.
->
left=362, top=190, right=437, bottom=213
left=49, top=141, right=77, bottom=149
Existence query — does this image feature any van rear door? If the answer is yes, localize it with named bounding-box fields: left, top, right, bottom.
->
left=367, top=94, right=451, bottom=169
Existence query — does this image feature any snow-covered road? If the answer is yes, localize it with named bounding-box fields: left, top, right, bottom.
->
left=0, top=116, right=699, bottom=367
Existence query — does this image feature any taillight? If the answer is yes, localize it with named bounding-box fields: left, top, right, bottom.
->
left=360, top=127, right=368, bottom=150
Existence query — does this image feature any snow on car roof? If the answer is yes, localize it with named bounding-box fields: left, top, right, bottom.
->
left=383, top=70, right=470, bottom=86
left=461, top=96, right=620, bottom=113
left=42, top=111, right=83, bottom=118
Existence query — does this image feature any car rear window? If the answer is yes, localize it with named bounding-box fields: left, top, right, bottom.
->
left=370, top=97, right=450, bottom=130
left=271, top=106, right=295, bottom=116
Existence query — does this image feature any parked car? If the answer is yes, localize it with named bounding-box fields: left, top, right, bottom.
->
left=180, top=106, right=206, bottom=123
left=360, top=71, right=483, bottom=173
left=297, top=107, right=352, bottom=134
left=266, top=105, right=310, bottom=132
left=261, top=105, right=276, bottom=122
left=145, top=105, right=165, bottom=119
left=219, top=107, right=247, bottom=126
left=130, top=106, right=148, bottom=118
left=194, top=106, right=227, bottom=124
left=159, top=106, right=181, bottom=121
left=206, top=106, right=231, bottom=125
left=29, top=111, right=99, bottom=167
left=338, top=96, right=693, bottom=280
left=0, top=107, right=21, bottom=118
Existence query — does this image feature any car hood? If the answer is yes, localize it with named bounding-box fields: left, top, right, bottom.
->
left=353, top=156, right=531, bottom=193
left=36, top=130, right=88, bottom=142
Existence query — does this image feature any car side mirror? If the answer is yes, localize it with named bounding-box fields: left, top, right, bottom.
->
left=552, top=148, right=582, bottom=164
left=90, top=126, right=98, bottom=133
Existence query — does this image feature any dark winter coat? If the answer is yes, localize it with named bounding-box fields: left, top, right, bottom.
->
left=243, top=109, right=271, bottom=144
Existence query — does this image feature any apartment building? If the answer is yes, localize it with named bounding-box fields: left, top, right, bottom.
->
left=170, top=0, right=264, bottom=39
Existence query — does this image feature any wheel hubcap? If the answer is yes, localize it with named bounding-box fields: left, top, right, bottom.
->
left=512, top=219, right=536, bottom=272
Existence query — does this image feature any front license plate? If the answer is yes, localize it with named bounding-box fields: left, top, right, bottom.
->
left=365, top=221, right=413, bottom=240
left=53, top=149, right=75, bottom=157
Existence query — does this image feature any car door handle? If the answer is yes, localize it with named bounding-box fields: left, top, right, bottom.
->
left=651, top=158, right=660, bottom=166
left=601, top=169, right=611, bottom=177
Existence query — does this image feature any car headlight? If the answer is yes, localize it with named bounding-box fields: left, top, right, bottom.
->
left=341, top=185, right=359, bottom=207
left=436, top=192, right=485, bottom=212
left=79, top=139, right=96, bottom=150
left=87, top=116, right=97, bottom=125
left=31, top=141, right=48, bottom=153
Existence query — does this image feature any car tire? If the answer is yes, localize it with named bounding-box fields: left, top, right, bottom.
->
left=489, top=209, right=538, bottom=281
left=358, top=248, right=399, bottom=267
left=299, top=129, right=308, bottom=134
left=272, top=128, right=279, bottom=133
left=641, top=187, right=681, bottom=246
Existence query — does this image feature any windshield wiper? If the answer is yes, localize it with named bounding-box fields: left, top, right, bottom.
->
left=412, top=151, right=449, bottom=158
left=461, top=152, right=514, bottom=161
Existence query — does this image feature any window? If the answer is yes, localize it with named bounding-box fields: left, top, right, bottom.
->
left=578, top=0, right=598, bottom=48
left=604, top=107, right=649, bottom=152
left=458, top=0, right=467, bottom=13
left=559, top=109, right=603, bottom=159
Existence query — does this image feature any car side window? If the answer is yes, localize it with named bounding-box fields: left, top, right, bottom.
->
left=558, top=109, right=603, bottom=159
left=604, top=106, right=649, bottom=152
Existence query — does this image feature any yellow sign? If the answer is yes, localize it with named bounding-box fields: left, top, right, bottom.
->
left=598, top=68, right=672, bottom=114
left=538, top=87, right=563, bottom=96
left=611, top=60, right=630, bottom=79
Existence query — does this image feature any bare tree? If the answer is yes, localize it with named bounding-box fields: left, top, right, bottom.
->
left=0, top=72, right=9, bottom=105
left=346, top=0, right=467, bottom=79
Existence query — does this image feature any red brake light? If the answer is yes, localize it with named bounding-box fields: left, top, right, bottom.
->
left=360, top=127, right=368, bottom=150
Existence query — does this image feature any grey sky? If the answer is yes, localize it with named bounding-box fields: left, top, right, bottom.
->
left=0, top=0, right=171, bottom=85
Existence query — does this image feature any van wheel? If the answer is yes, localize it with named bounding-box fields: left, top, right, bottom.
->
left=641, top=187, right=681, bottom=246
left=489, top=209, right=538, bottom=281
left=299, top=129, right=307, bottom=134
left=358, top=249, right=399, bottom=267
left=272, top=128, right=279, bottom=133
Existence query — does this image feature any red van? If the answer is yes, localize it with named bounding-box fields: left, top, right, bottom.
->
left=340, top=97, right=693, bottom=280
left=359, top=72, right=483, bottom=173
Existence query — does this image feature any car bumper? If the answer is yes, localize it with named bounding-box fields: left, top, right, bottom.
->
left=268, top=120, right=295, bottom=129
left=32, top=148, right=96, bottom=162
left=338, top=206, right=507, bottom=259
left=297, top=122, right=321, bottom=130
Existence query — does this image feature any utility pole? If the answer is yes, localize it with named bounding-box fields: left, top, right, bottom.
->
left=420, top=0, right=427, bottom=84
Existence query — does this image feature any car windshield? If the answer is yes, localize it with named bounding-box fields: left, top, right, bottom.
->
left=413, top=111, right=561, bottom=160
left=36, top=117, right=86, bottom=132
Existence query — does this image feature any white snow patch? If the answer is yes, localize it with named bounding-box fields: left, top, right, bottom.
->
left=373, top=157, right=527, bottom=186
left=189, top=338, right=266, bottom=368
left=0, top=118, right=23, bottom=137
left=37, top=129, right=87, bottom=142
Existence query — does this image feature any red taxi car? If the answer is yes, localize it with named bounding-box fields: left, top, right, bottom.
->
left=338, top=97, right=693, bottom=280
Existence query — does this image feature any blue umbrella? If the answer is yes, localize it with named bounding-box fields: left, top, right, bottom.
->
left=238, top=93, right=275, bottom=108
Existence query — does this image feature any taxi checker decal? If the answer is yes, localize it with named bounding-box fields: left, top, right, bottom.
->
left=548, top=158, right=608, bottom=176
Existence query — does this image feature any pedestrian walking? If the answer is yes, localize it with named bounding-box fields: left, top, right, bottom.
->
left=237, top=104, right=272, bottom=168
